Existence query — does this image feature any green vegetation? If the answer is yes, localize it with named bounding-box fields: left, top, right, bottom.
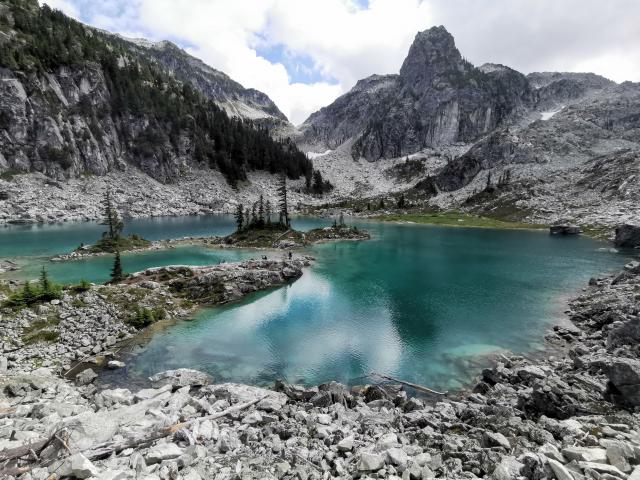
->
left=127, top=306, right=166, bottom=329
left=22, top=312, right=61, bottom=345
left=110, top=250, right=125, bottom=283
left=374, top=211, right=548, bottom=230
left=0, top=169, right=21, bottom=181
left=2, top=267, right=62, bottom=309
left=87, top=234, right=150, bottom=254
left=81, top=189, right=150, bottom=255
left=23, top=329, right=59, bottom=345
left=68, top=279, right=91, bottom=293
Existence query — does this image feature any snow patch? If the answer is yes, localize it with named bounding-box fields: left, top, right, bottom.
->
left=540, top=106, right=564, bottom=121
left=307, top=150, right=332, bottom=159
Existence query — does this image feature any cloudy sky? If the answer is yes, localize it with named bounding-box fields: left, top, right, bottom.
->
left=42, top=0, right=640, bottom=124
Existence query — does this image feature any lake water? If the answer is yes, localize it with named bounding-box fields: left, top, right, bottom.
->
left=1, top=216, right=632, bottom=390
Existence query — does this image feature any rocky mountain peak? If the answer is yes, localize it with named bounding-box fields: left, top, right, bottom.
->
left=399, top=26, right=466, bottom=88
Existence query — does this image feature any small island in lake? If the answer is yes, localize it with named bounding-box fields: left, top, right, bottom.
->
left=218, top=176, right=369, bottom=248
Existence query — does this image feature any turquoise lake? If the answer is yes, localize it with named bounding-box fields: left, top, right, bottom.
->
left=1, top=216, right=634, bottom=390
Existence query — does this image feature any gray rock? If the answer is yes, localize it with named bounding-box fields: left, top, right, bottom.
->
left=145, top=443, right=184, bottom=464
left=483, top=431, right=511, bottom=449
left=75, top=368, right=98, bottom=385
left=337, top=435, right=354, bottom=452
left=605, top=358, right=640, bottom=406
left=546, top=458, right=573, bottom=480
left=58, top=453, right=100, bottom=479
left=107, top=360, right=126, bottom=369
left=358, top=452, right=385, bottom=472
left=561, top=447, right=607, bottom=463
left=491, top=456, right=524, bottom=480
left=614, top=224, right=640, bottom=248
left=149, top=368, right=213, bottom=388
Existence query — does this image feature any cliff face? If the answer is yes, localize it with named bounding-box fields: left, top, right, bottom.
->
left=299, top=26, right=534, bottom=160
left=0, top=0, right=306, bottom=186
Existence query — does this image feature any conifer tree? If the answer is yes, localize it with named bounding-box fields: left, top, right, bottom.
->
left=102, top=188, right=124, bottom=240
left=397, top=194, right=406, bottom=209
left=22, top=281, right=35, bottom=304
left=251, top=203, right=258, bottom=227
left=265, top=200, right=272, bottom=227
left=379, top=198, right=385, bottom=210
left=234, top=204, right=244, bottom=231
left=39, top=266, right=51, bottom=293
left=110, top=250, right=124, bottom=283
left=339, top=212, right=344, bottom=227
left=277, top=172, right=290, bottom=228
left=258, top=195, right=265, bottom=227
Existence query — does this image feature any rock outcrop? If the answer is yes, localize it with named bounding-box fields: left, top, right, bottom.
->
left=615, top=224, right=640, bottom=248
left=299, top=26, right=533, bottom=161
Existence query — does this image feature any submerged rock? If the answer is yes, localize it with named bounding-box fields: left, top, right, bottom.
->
left=149, top=369, right=213, bottom=388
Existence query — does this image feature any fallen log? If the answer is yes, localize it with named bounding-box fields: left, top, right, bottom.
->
left=82, top=395, right=266, bottom=460
left=0, top=439, right=48, bottom=463
left=370, top=372, right=447, bottom=396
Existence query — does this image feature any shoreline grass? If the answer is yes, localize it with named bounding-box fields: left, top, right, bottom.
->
left=372, top=211, right=549, bottom=231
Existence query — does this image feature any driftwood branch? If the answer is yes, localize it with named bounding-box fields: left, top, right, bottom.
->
left=370, top=372, right=447, bottom=396
left=82, top=396, right=266, bottom=460
left=0, top=439, right=48, bottom=463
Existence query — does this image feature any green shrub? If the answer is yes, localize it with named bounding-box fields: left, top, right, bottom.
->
left=69, top=279, right=91, bottom=293
left=128, top=306, right=158, bottom=329
left=2, top=268, right=62, bottom=309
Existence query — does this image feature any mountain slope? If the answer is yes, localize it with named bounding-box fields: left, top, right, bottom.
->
left=0, top=0, right=307, bottom=186
left=299, top=26, right=534, bottom=160
left=121, top=38, right=288, bottom=126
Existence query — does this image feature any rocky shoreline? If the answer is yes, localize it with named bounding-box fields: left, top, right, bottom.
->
left=2, top=261, right=640, bottom=478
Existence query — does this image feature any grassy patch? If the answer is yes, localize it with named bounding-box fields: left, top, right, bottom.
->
left=374, top=211, right=548, bottom=231
left=82, top=234, right=151, bottom=254
left=0, top=169, right=21, bottom=182
left=580, top=225, right=613, bottom=240
left=23, top=330, right=59, bottom=345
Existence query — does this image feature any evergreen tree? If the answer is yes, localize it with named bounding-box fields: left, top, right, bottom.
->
left=258, top=195, right=265, bottom=227
left=265, top=200, right=272, bottom=227
left=251, top=203, right=258, bottom=227
left=397, top=194, right=406, bottom=209
left=39, top=266, right=51, bottom=293
left=277, top=172, right=290, bottom=228
left=379, top=198, right=385, bottom=210
left=234, top=204, right=244, bottom=231
left=110, top=250, right=124, bottom=283
left=22, top=281, right=35, bottom=304
left=339, top=212, right=344, bottom=226
left=101, top=188, right=123, bottom=240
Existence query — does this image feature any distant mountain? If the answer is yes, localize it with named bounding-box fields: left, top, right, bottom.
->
left=300, top=25, right=639, bottom=227
left=120, top=38, right=289, bottom=126
left=299, top=26, right=534, bottom=160
left=0, top=0, right=308, bottom=186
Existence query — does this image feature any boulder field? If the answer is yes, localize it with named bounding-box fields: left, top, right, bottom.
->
left=1, top=261, right=640, bottom=479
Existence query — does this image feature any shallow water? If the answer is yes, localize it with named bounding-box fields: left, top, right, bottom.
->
left=2, top=217, right=632, bottom=390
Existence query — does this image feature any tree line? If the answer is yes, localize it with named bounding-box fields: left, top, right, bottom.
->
left=0, top=0, right=333, bottom=189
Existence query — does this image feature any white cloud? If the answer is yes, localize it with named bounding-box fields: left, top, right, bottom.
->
left=42, top=0, right=640, bottom=123
left=41, top=0, right=79, bottom=17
